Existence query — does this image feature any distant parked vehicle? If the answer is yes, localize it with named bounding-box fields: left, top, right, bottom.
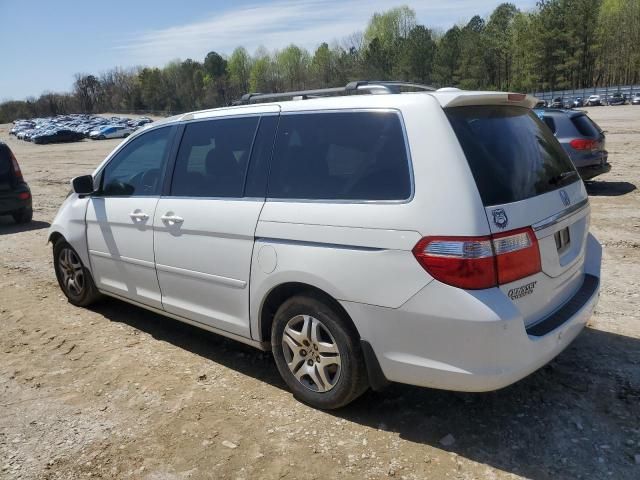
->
left=586, top=95, right=602, bottom=106
left=11, top=114, right=148, bottom=143
left=32, top=129, right=85, bottom=145
left=535, top=108, right=610, bottom=180
left=0, top=142, right=32, bottom=224
left=534, top=99, right=547, bottom=108
left=632, top=93, right=640, bottom=105
left=608, top=92, right=626, bottom=105
left=550, top=97, right=564, bottom=108
left=89, top=125, right=135, bottom=140
left=572, top=97, right=584, bottom=108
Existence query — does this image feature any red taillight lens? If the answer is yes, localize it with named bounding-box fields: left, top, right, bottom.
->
left=413, top=227, right=541, bottom=290
left=569, top=138, right=597, bottom=150
left=412, top=236, right=497, bottom=289
left=9, top=151, right=24, bottom=182
left=492, top=227, right=541, bottom=284
left=17, top=191, right=30, bottom=200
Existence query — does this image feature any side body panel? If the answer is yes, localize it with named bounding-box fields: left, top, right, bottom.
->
left=154, top=198, right=263, bottom=337
left=48, top=193, right=91, bottom=268
left=86, top=196, right=162, bottom=308
left=249, top=95, right=491, bottom=341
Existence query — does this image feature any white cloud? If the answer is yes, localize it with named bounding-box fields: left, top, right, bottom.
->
left=119, top=0, right=535, bottom=65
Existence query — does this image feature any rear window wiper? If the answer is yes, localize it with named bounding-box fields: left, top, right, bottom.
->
left=549, top=170, right=578, bottom=185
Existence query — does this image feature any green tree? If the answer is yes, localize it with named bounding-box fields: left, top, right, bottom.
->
left=394, top=25, right=436, bottom=83
left=456, top=16, right=488, bottom=89
left=276, top=45, right=310, bottom=90
left=228, top=47, right=252, bottom=95
left=433, top=26, right=462, bottom=86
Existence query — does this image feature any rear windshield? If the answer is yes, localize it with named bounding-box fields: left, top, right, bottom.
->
left=0, top=144, right=13, bottom=189
left=446, top=106, right=578, bottom=206
left=571, top=114, right=601, bottom=137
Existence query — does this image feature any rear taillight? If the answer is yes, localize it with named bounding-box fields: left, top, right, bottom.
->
left=569, top=138, right=597, bottom=150
left=9, top=151, right=24, bottom=182
left=412, top=227, right=541, bottom=290
left=492, top=227, right=541, bottom=284
left=17, top=191, right=30, bottom=200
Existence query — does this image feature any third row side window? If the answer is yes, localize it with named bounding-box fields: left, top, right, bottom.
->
left=267, top=111, right=411, bottom=201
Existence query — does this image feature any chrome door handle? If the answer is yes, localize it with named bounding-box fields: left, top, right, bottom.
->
left=160, top=214, right=184, bottom=224
left=129, top=212, right=149, bottom=221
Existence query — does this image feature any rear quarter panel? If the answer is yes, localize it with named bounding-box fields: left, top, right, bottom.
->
left=249, top=94, right=491, bottom=340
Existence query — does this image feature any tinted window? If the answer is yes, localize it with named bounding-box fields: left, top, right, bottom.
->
left=446, top=106, right=578, bottom=206
left=101, top=127, right=173, bottom=196
left=0, top=144, right=12, bottom=190
left=244, top=116, right=279, bottom=198
left=171, top=117, right=259, bottom=197
left=268, top=111, right=411, bottom=200
left=571, top=114, right=601, bottom=137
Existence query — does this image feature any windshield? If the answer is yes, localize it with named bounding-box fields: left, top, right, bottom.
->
left=446, top=105, right=579, bottom=206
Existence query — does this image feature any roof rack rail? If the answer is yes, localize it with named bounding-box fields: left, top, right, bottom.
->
left=235, top=81, right=436, bottom=105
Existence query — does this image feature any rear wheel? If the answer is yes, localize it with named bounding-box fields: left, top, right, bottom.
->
left=12, top=207, right=32, bottom=224
left=53, top=240, right=100, bottom=307
left=271, top=294, right=368, bottom=409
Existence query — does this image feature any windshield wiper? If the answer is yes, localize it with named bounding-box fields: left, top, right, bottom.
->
left=549, top=170, right=578, bottom=185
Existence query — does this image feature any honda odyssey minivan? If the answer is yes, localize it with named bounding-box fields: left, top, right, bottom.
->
left=49, top=82, right=601, bottom=409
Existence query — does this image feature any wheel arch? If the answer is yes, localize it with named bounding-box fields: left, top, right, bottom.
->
left=48, top=230, right=65, bottom=245
left=258, top=282, right=360, bottom=344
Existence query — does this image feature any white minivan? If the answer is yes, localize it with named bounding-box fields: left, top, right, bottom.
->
left=49, top=82, right=601, bottom=409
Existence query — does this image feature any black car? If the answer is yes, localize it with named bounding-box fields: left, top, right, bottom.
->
left=31, top=129, right=85, bottom=145
left=0, top=142, right=33, bottom=224
left=608, top=92, right=626, bottom=106
left=572, top=97, right=584, bottom=108
left=550, top=97, right=564, bottom=108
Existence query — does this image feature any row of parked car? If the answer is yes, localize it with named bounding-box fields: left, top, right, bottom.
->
left=537, top=92, right=640, bottom=109
left=9, top=114, right=153, bottom=145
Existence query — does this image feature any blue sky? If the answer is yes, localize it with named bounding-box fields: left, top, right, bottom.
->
left=1, top=0, right=536, bottom=101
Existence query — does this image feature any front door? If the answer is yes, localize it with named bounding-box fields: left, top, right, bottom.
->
left=153, top=114, right=276, bottom=337
left=86, top=126, right=175, bottom=308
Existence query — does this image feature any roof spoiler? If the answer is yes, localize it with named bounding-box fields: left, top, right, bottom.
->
left=434, top=91, right=538, bottom=109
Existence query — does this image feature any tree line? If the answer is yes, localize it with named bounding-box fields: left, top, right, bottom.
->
left=2, top=0, right=639, bottom=122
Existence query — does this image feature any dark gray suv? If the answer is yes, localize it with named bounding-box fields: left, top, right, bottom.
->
left=534, top=109, right=611, bottom=180
left=0, top=142, right=32, bottom=223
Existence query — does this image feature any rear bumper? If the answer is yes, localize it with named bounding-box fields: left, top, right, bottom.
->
left=0, top=187, right=32, bottom=215
left=344, top=234, right=602, bottom=392
left=579, top=162, right=611, bottom=180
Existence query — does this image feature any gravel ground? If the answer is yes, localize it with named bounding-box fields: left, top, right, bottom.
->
left=1, top=107, right=639, bottom=480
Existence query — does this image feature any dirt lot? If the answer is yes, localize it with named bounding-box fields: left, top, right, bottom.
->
left=1, top=107, right=639, bottom=480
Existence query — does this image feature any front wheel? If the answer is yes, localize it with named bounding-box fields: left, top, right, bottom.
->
left=53, top=240, right=101, bottom=307
left=271, top=294, right=368, bottom=409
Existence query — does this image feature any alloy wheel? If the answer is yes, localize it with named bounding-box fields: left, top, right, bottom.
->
left=281, top=314, right=341, bottom=392
left=58, top=248, right=85, bottom=297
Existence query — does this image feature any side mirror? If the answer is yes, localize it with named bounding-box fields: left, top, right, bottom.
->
left=72, top=175, right=95, bottom=196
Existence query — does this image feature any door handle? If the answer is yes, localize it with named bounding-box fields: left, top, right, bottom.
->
left=160, top=214, right=184, bottom=224
left=129, top=211, right=149, bottom=221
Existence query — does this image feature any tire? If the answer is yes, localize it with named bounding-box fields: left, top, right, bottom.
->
left=12, top=208, right=32, bottom=224
left=271, top=294, right=368, bottom=409
left=53, top=240, right=101, bottom=307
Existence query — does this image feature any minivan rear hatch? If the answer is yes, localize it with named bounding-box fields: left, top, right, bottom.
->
left=446, top=105, right=590, bottom=328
